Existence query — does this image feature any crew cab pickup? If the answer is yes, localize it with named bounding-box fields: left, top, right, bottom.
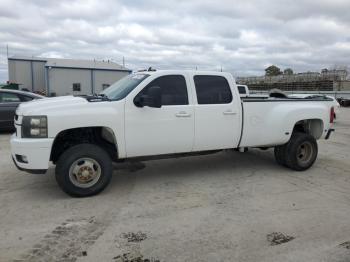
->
left=11, top=70, right=335, bottom=197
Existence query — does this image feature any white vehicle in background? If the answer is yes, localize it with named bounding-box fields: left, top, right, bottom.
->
left=289, top=94, right=340, bottom=119
left=11, top=70, right=335, bottom=197
left=237, top=84, right=249, bottom=97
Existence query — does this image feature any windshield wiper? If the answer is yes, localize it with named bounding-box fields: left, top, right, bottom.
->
left=77, top=93, right=111, bottom=102
left=92, top=93, right=111, bottom=101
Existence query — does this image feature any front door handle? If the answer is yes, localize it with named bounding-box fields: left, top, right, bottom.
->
left=223, top=110, right=237, bottom=115
left=176, top=111, right=191, bottom=117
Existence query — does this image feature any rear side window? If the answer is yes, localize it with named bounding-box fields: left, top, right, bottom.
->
left=142, top=75, right=188, bottom=105
left=194, top=75, right=232, bottom=104
left=20, top=95, right=34, bottom=102
left=237, top=85, right=246, bottom=94
left=0, top=92, right=21, bottom=103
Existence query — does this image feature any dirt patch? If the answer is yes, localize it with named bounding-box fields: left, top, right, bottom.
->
left=114, top=232, right=159, bottom=261
left=113, top=252, right=160, bottom=262
left=16, top=217, right=106, bottom=262
left=267, top=232, right=295, bottom=246
left=339, top=241, right=350, bottom=249
left=121, top=232, right=148, bottom=242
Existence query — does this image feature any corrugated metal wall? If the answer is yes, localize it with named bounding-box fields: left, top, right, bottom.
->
left=94, top=70, right=129, bottom=94
left=48, top=68, right=92, bottom=96
left=8, top=60, right=32, bottom=90
left=49, top=68, right=129, bottom=96
left=8, top=59, right=46, bottom=92
left=32, top=62, right=46, bottom=92
left=8, top=58, right=131, bottom=96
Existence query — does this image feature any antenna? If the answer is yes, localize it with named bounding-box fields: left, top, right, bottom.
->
left=6, top=44, right=9, bottom=58
left=122, top=56, right=125, bottom=67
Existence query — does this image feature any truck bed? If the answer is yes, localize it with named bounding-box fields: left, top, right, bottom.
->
left=239, top=96, right=332, bottom=148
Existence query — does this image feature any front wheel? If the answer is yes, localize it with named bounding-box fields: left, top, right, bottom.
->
left=55, top=144, right=113, bottom=197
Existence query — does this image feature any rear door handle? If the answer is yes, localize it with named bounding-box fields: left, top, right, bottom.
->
left=176, top=111, right=191, bottom=117
left=223, top=110, right=237, bottom=115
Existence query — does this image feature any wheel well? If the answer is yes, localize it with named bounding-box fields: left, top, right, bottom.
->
left=293, top=119, right=324, bottom=139
left=50, top=127, right=118, bottom=163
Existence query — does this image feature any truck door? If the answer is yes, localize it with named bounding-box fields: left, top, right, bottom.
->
left=192, top=74, right=242, bottom=151
left=125, top=74, right=195, bottom=157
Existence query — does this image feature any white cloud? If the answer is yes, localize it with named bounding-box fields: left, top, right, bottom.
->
left=0, top=0, right=350, bottom=82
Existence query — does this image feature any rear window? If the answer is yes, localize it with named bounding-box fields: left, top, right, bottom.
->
left=0, top=92, right=21, bottom=103
left=20, top=95, right=34, bottom=102
left=194, top=75, right=232, bottom=104
left=237, top=85, right=246, bottom=94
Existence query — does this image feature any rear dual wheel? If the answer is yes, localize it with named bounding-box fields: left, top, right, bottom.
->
left=274, top=132, right=318, bottom=171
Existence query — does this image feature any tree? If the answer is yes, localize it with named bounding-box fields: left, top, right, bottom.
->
left=284, top=68, right=294, bottom=75
left=265, top=65, right=282, bottom=76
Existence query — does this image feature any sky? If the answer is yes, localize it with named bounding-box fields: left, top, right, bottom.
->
left=0, top=0, right=350, bottom=82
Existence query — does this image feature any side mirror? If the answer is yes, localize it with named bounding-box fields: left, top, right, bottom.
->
left=134, top=86, right=162, bottom=108
left=133, top=95, right=145, bottom=107
left=147, top=86, right=162, bottom=108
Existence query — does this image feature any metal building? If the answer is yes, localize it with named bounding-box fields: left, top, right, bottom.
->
left=8, top=56, right=131, bottom=96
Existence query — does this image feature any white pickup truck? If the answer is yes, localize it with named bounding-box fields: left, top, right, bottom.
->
left=11, top=70, right=335, bottom=197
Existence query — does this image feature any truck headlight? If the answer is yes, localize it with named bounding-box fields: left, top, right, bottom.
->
left=22, top=116, right=48, bottom=138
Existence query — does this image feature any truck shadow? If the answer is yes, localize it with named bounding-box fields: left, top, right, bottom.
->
left=115, top=149, right=277, bottom=175
left=106, top=149, right=280, bottom=191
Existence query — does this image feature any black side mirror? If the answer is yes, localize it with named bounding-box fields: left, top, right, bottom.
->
left=133, top=95, right=145, bottom=107
left=134, top=86, right=162, bottom=108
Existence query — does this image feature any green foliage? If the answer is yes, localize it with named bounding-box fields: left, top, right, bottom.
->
left=265, top=65, right=282, bottom=76
left=283, top=68, right=294, bottom=75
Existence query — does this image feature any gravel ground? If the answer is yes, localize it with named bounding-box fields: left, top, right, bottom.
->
left=0, top=108, right=350, bottom=262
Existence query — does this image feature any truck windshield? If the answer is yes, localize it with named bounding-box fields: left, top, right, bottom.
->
left=101, top=74, right=149, bottom=100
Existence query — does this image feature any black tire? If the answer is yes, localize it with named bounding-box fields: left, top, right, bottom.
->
left=284, top=132, right=318, bottom=171
left=274, top=144, right=287, bottom=166
left=55, top=143, right=113, bottom=197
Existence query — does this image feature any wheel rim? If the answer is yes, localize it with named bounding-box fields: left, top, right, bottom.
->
left=68, top=158, right=102, bottom=188
left=296, top=141, right=314, bottom=166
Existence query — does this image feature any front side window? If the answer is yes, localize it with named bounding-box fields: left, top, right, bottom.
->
left=102, top=74, right=149, bottom=100
left=20, top=95, right=35, bottom=102
left=0, top=92, right=21, bottom=103
left=140, top=75, right=188, bottom=106
left=194, top=75, right=232, bottom=104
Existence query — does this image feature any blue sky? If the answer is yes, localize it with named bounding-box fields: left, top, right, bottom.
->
left=0, top=0, right=349, bottom=82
